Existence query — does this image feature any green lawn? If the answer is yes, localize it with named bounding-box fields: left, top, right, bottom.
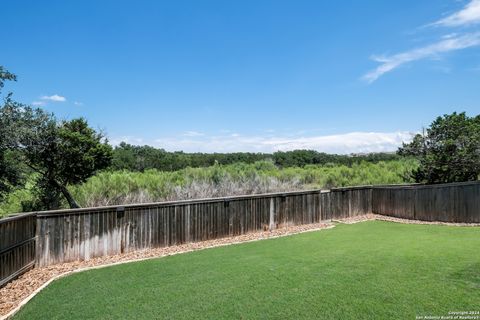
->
left=14, top=221, right=480, bottom=319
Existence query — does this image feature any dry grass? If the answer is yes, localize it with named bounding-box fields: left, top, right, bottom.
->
left=76, top=175, right=305, bottom=208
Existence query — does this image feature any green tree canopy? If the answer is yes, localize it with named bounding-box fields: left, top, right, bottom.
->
left=0, top=65, right=113, bottom=210
left=0, top=67, right=21, bottom=200
left=0, top=66, right=16, bottom=91
left=110, top=144, right=401, bottom=172
left=17, top=112, right=113, bottom=210
left=398, top=112, right=480, bottom=183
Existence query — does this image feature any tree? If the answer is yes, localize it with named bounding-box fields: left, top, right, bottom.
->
left=398, top=112, right=480, bottom=183
left=0, top=65, right=113, bottom=209
left=0, top=66, right=16, bottom=91
left=0, top=66, right=22, bottom=201
left=0, top=148, right=23, bottom=201
left=19, top=116, right=113, bottom=209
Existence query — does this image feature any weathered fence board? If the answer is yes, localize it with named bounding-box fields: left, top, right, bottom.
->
left=372, top=181, right=480, bottom=223
left=372, top=187, right=416, bottom=219
left=0, top=213, right=36, bottom=287
left=323, top=187, right=372, bottom=220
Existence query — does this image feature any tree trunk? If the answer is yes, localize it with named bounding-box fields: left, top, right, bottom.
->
left=53, top=180, right=80, bottom=208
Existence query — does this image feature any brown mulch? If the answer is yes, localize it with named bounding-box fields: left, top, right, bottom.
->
left=332, top=213, right=377, bottom=224
left=0, top=222, right=332, bottom=318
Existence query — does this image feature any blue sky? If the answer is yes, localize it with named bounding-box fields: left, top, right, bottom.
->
left=2, top=0, right=480, bottom=153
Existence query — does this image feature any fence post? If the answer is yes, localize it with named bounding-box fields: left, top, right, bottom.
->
left=269, top=198, right=275, bottom=231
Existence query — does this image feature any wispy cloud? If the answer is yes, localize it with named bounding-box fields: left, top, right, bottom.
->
left=73, top=101, right=83, bottom=106
left=363, top=0, right=480, bottom=83
left=40, top=94, right=66, bottom=102
left=431, top=0, right=480, bottom=27
left=135, top=131, right=417, bottom=154
left=182, top=131, right=205, bottom=137
left=32, top=101, right=46, bottom=107
left=363, top=32, right=480, bottom=83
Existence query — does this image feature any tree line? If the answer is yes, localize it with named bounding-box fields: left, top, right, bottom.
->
left=111, top=143, right=401, bottom=172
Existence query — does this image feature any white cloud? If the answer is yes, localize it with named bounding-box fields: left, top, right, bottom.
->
left=74, top=101, right=83, bottom=106
left=146, top=131, right=415, bottom=154
left=442, top=33, right=458, bottom=39
left=40, top=94, right=66, bottom=102
left=182, top=131, right=204, bottom=137
left=363, top=32, right=480, bottom=83
left=32, top=101, right=46, bottom=106
left=109, top=136, right=144, bottom=146
left=432, top=0, right=480, bottom=27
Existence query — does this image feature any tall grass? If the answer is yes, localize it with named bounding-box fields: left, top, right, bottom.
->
left=0, top=159, right=417, bottom=215
left=69, top=159, right=417, bottom=208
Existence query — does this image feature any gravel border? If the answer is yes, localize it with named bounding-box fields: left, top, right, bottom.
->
left=337, top=213, right=480, bottom=226
left=0, top=222, right=332, bottom=319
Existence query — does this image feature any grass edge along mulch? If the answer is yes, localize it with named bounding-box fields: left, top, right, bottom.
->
left=338, top=213, right=480, bottom=226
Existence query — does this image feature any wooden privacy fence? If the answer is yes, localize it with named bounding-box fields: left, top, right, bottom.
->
left=35, top=187, right=372, bottom=267
left=372, top=181, right=480, bottom=223
left=0, top=213, right=36, bottom=287
left=0, top=181, right=479, bottom=287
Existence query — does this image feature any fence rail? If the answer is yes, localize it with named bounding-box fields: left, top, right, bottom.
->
left=1, top=181, right=479, bottom=286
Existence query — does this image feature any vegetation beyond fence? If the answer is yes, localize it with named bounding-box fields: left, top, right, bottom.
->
left=1, top=181, right=479, bottom=287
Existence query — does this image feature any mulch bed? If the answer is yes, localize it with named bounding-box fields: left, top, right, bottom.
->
left=0, top=222, right=332, bottom=318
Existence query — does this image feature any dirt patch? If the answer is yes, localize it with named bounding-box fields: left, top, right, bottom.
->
left=0, top=222, right=332, bottom=319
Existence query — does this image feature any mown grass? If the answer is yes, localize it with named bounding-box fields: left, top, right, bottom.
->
left=14, top=221, right=480, bottom=319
